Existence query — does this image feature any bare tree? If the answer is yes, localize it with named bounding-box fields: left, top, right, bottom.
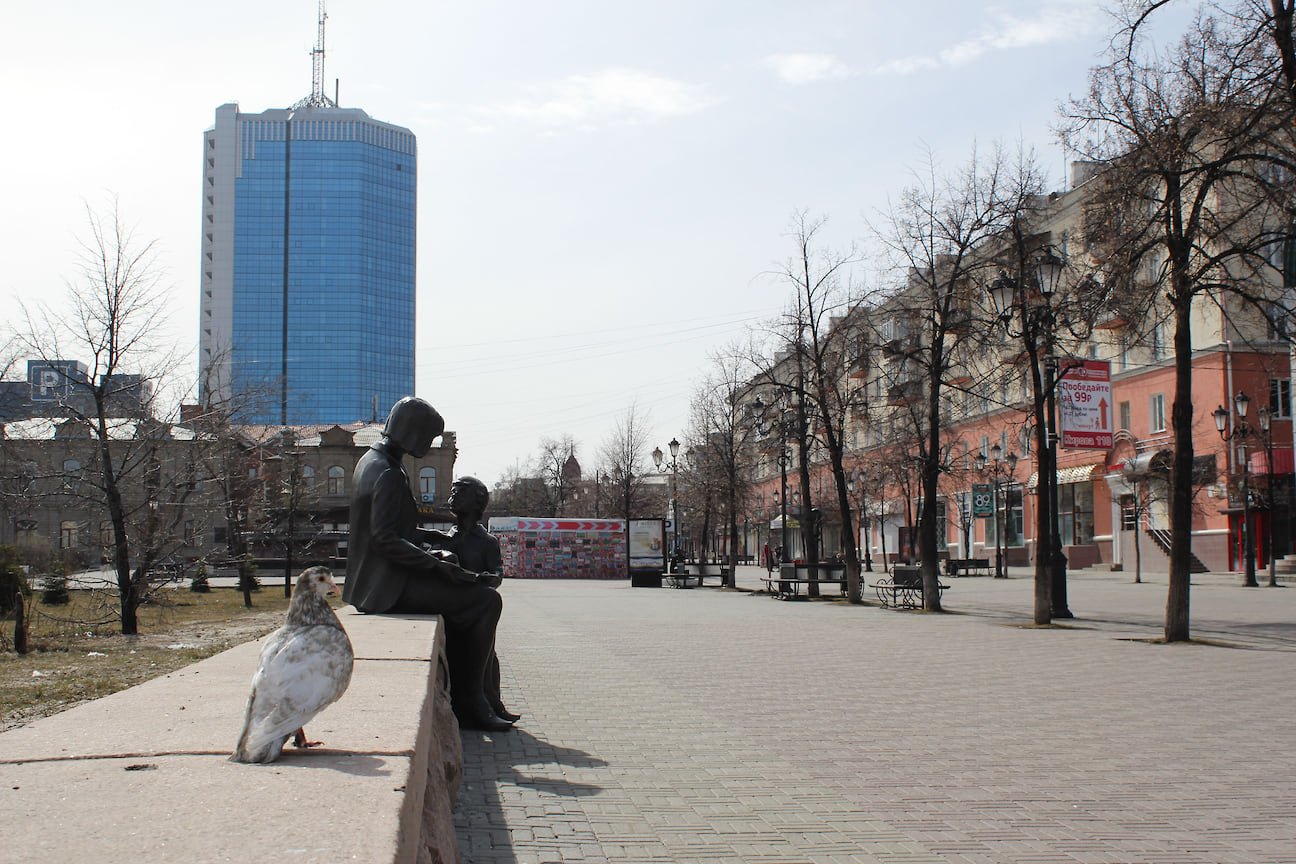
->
left=537, top=435, right=580, bottom=516
left=1060, top=12, right=1295, bottom=639
left=16, top=202, right=195, bottom=635
left=687, top=347, right=759, bottom=588
left=870, top=146, right=1043, bottom=611
left=598, top=404, right=654, bottom=524
left=753, top=214, right=868, bottom=600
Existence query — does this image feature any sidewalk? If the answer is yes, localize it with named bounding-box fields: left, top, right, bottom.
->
left=457, top=569, right=1296, bottom=863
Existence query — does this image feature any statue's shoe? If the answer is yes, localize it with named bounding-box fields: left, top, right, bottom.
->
left=455, top=700, right=515, bottom=731
left=492, top=703, right=521, bottom=723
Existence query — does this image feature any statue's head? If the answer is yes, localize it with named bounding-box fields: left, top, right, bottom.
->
left=448, top=475, right=489, bottom=518
left=382, top=397, right=444, bottom=457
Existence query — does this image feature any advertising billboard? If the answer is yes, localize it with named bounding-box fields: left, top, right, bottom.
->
left=1059, top=359, right=1114, bottom=450
left=487, top=517, right=627, bottom=579
left=628, top=519, right=666, bottom=572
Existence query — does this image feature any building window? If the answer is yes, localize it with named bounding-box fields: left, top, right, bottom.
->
left=60, top=521, right=79, bottom=549
left=1150, top=394, right=1166, bottom=433
left=1271, top=378, right=1292, bottom=419
left=301, top=465, right=315, bottom=487
left=1119, top=401, right=1131, bottom=431
left=184, top=520, right=196, bottom=545
left=100, top=521, right=114, bottom=548
left=327, top=466, right=345, bottom=496
left=1058, top=482, right=1095, bottom=545
left=1120, top=494, right=1138, bottom=530
left=63, top=458, right=81, bottom=492
left=1265, top=300, right=1290, bottom=341
left=1149, top=322, right=1166, bottom=361
left=1004, top=485, right=1024, bottom=547
left=419, top=467, right=437, bottom=503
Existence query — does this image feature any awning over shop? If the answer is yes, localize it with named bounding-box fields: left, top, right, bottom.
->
left=1249, top=447, right=1295, bottom=475
left=1122, top=448, right=1173, bottom=476
left=1026, top=463, right=1101, bottom=490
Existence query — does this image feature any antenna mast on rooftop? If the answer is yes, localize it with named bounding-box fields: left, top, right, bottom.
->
left=292, top=0, right=337, bottom=109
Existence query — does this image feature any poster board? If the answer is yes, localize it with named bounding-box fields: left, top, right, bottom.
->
left=628, top=519, right=666, bottom=573
left=487, top=517, right=627, bottom=579
left=1059, top=359, right=1114, bottom=450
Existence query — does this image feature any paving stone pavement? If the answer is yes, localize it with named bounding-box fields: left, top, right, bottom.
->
left=455, top=568, right=1296, bottom=864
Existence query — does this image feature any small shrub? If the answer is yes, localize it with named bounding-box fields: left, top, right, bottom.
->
left=41, top=574, right=70, bottom=606
left=189, top=560, right=211, bottom=593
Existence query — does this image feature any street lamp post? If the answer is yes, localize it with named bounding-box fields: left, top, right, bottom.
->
left=652, top=437, right=682, bottom=571
left=1214, top=393, right=1260, bottom=587
left=846, top=470, right=874, bottom=573
left=751, top=396, right=792, bottom=564
left=988, top=247, right=1072, bottom=620
left=1258, top=405, right=1278, bottom=587
left=976, top=445, right=1019, bottom=579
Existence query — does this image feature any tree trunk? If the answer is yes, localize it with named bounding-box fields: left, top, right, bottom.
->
left=725, top=485, right=738, bottom=588
left=13, top=591, right=27, bottom=655
left=921, top=383, right=944, bottom=611
left=1165, top=290, right=1195, bottom=642
left=283, top=509, right=295, bottom=599
left=240, top=556, right=254, bottom=608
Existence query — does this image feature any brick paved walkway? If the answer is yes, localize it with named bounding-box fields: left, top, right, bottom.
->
left=455, top=568, right=1296, bottom=863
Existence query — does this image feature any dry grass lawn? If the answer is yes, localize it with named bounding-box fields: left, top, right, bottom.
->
left=0, top=587, right=325, bottom=732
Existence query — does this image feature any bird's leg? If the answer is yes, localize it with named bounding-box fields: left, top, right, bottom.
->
left=291, top=727, right=322, bottom=748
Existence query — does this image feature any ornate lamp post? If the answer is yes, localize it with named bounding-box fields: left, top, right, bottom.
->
left=845, top=469, right=874, bottom=573
left=1214, top=392, right=1259, bottom=587
left=1258, top=405, right=1278, bottom=587
left=652, top=437, right=682, bottom=568
left=987, top=247, right=1071, bottom=619
left=751, top=396, right=791, bottom=564
left=976, top=444, right=1018, bottom=579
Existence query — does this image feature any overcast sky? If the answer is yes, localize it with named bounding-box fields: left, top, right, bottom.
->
left=0, top=0, right=1198, bottom=486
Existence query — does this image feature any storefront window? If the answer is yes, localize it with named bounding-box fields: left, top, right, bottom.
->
left=1004, top=485, right=1023, bottom=546
left=1058, top=482, right=1095, bottom=545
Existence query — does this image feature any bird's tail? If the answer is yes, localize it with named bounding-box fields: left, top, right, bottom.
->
left=229, top=687, right=292, bottom=764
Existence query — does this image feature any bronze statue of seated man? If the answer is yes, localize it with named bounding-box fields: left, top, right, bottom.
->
left=343, top=397, right=512, bottom=731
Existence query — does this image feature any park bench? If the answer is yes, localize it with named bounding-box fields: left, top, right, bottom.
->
left=761, top=563, right=848, bottom=600
left=873, top=564, right=949, bottom=609
left=945, top=557, right=993, bottom=578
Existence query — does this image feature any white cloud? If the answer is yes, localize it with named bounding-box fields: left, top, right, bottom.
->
left=480, top=68, right=714, bottom=129
left=875, top=1, right=1102, bottom=76
left=762, top=53, right=853, bottom=85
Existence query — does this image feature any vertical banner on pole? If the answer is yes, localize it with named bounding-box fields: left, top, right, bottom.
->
left=1058, top=359, right=1114, bottom=450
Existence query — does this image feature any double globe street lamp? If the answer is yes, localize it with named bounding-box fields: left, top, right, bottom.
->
left=1213, top=392, right=1271, bottom=587
left=986, top=247, right=1071, bottom=619
left=750, top=396, right=793, bottom=565
left=652, top=437, right=682, bottom=568
left=845, top=469, right=875, bottom=573
left=975, top=444, right=1018, bottom=579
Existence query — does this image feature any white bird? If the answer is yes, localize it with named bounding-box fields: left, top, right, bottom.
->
left=231, top=567, right=354, bottom=763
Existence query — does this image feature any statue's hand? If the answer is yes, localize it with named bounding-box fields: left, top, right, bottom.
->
left=475, top=572, right=503, bottom=589
left=430, top=549, right=460, bottom=566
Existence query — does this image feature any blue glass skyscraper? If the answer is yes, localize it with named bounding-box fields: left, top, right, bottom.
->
left=198, top=100, right=417, bottom=425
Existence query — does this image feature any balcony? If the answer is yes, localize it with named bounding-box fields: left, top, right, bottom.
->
left=886, top=379, right=923, bottom=406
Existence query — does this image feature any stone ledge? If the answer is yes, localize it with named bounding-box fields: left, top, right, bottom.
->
left=0, top=608, right=462, bottom=864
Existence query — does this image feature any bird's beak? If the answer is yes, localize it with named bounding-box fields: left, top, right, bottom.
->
left=330, top=583, right=342, bottom=596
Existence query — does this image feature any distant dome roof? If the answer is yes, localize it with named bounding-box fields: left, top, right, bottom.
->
left=562, top=451, right=582, bottom=480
